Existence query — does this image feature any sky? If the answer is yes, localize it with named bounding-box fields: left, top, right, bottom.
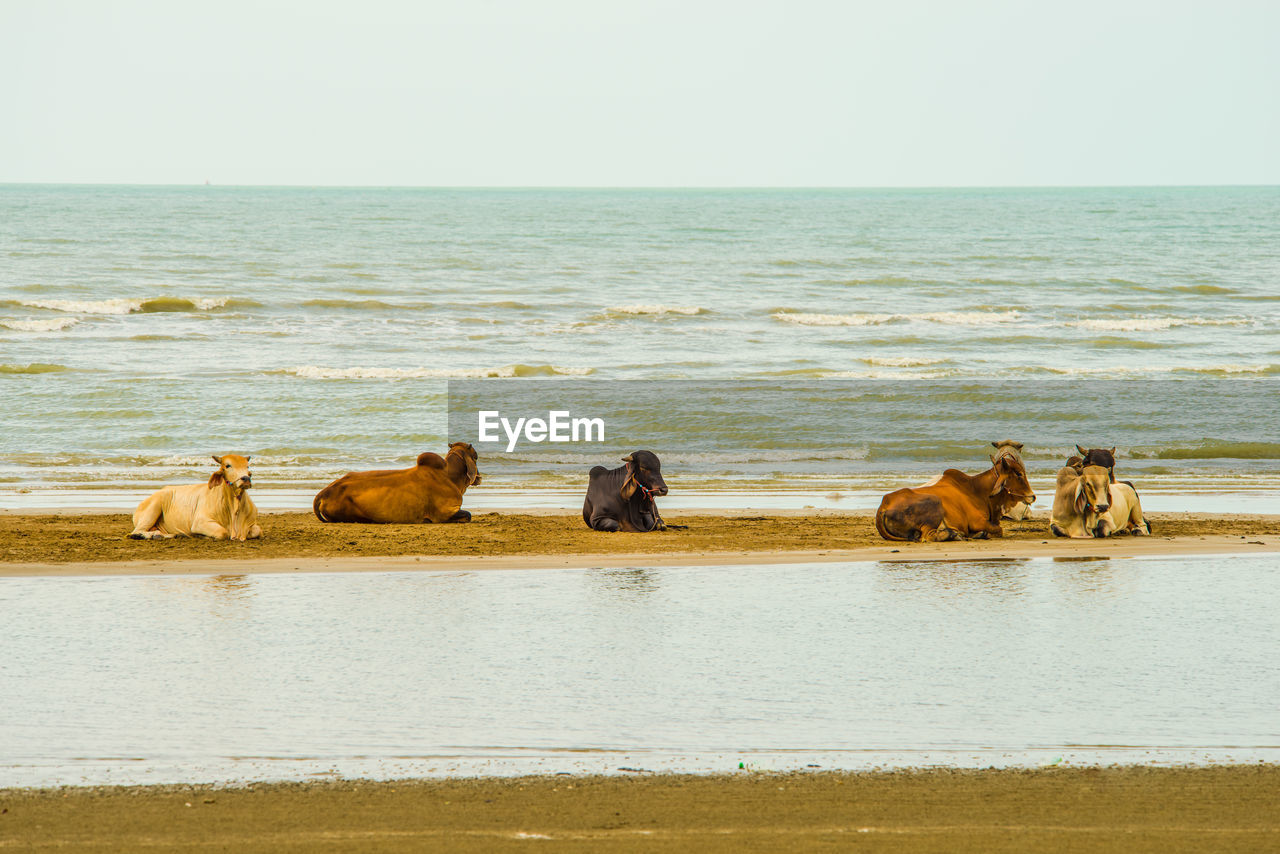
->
left=2, top=0, right=1277, bottom=187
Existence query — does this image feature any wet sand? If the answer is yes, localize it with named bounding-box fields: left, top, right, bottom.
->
left=1, top=510, right=1278, bottom=575
left=5, top=767, right=1279, bottom=853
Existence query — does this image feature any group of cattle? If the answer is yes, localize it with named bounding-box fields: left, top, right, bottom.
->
left=126, top=441, right=1148, bottom=543
left=874, top=441, right=1150, bottom=542
left=126, top=445, right=672, bottom=540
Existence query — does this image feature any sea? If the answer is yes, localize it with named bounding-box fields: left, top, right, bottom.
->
left=2, top=184, right=1278, bottom=511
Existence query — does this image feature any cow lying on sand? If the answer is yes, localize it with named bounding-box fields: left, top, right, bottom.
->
left=313, top=443, right=481, bottom=524
left=875, top=454, right=1036, bottom=542
left=992, top=439, right=1034, bottom=520
left=1051, top=462, right=1151, bottom=538
left=129, top=454, right=262, bottom=541
left=583, top=450, right=671, bottom=532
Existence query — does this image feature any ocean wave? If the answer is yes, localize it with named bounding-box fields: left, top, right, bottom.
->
left=859, top=356, right=950, bottom=367
left=0, top=363, right=69, bottom=374
left=1172, top=284, right=1235, bottom=295
left=772, top=310, right=1020, bottom=327
left=1070, top=316, right=1251, bottom=332
left=498, top=448, right=873, bottom=466
left=602, top=305, right=708, bottom=317
left=22, top=297, right=236, bottom=314
left=1148, top=441, right=1280, bottom=461
left=1, top=317, right=80, bottom=332
left=282, top=364, right=595, bottom=380
left=300, top=298, right=409, bottom=311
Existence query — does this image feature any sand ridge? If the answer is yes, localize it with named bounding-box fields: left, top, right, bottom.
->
left=1, top=510, right=1279, bottom=575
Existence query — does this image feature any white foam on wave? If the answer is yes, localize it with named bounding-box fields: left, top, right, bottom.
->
left=25, top=298, right=142, bottom=315
left=1070, top=316, right=1251, bottom=332
left=1, top=317, right=81, bottom=332
left=606, top=305, right=707, bottom=316
left=284, top=365, right=594, bottom=379
left=772, top=310, right=1020, bottom=327
left=22, top=297, right=231, bottom=314
left=860, top=356, right=949, bottom=367
left=819, top=368, right=957, bottom=380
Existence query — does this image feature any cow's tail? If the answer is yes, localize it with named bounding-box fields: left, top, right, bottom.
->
left=874, top=506, right=908, bottom=542
left=313, top=491, right=330, bottom=523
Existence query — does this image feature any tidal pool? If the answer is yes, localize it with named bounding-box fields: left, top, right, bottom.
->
left=2, top=554, right=1277, bottom=786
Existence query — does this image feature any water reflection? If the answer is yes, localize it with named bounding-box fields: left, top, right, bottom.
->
left=3, top=554, right=1278, bottom=787
left=874, top=558, right=1032, bottom=597
left=586, top=567, right=661, bottom=597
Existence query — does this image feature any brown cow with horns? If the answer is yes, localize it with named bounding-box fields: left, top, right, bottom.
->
left=875, top=453, right=1036, bottom=542
left=313, top=443, right=481, bottom=524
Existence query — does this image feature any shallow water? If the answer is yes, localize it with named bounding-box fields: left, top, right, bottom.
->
left=3, top=554, right=1278, bottom=787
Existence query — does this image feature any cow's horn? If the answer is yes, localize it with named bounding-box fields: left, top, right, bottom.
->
left=622, top=454, right=634, bottom=463
left=211, top=455, right=222, bottom=464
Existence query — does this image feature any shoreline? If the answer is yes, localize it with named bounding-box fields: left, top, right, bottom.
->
left=2, top=510, right=1278, bottom=576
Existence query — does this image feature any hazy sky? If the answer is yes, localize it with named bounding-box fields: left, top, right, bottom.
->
left=3, top=0, right=1277, bottom=186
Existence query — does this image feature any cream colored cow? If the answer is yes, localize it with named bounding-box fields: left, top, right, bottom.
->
left=129, top=455, right=262, bottom=541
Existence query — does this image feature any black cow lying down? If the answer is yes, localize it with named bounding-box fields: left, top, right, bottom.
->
left=583, top=450, right=673, bottom=532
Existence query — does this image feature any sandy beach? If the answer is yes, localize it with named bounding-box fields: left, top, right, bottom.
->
left=6, top=767, right=1280, bottom=853
left=2, top=509, right=1279, bottom=575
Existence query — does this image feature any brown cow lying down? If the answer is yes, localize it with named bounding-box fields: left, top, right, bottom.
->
left=875, top=454, right=1036, bottom=542
left=313, top=443, right=481, bottom=524
left=129, top=454, right=262, bottom=541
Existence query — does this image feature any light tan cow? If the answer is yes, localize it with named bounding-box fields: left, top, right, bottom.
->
left=129, top=455, right=262, bottom=541
left=1051, top=462, right=1150, bottom=538
left=312, top=442, right=481, bottom=524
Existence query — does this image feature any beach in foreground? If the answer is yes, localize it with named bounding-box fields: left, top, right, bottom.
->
left=5, top=767, right=1279, bottom=853
left=2, top=510, right=1280, bottom=574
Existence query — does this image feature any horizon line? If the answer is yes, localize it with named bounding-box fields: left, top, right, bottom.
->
left=2, top=181, right=1278, bottom=191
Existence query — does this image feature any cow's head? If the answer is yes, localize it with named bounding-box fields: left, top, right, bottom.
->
left=210, top=454, right=253, bottom=492
left=1076, top=445, right=1116, bottom=470
left=989, top=453, right=1035, bottom=505
left=620, top=450, right=668, bottom=501
left=1075, top=465, right=1111, bottom=516
left=449, top=442, right=482, bottom=486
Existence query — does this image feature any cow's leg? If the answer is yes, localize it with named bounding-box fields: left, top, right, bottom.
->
left=128, top=495, right=168, bottom=539
left=590, top=516, right=621, bottom=532
left=247, top=524, right=263, bottom=539
left=920, top=524, right=960, bottom=542
left=189, top=519, right=230, bottom=540
left=443, top=509, right=472, bottom=523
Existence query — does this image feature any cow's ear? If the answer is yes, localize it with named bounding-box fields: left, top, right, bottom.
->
left=465, top=455, right=479, bottom=485
left=620, top=475, right=637, bottom=501
left=1074, top=482, right=1086, bottom=515
left=208, top=469, right=225, bottom=489
left=1108, top=447, right=1116, bottom=456
left=989, top=474, right=1007, bottom=497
